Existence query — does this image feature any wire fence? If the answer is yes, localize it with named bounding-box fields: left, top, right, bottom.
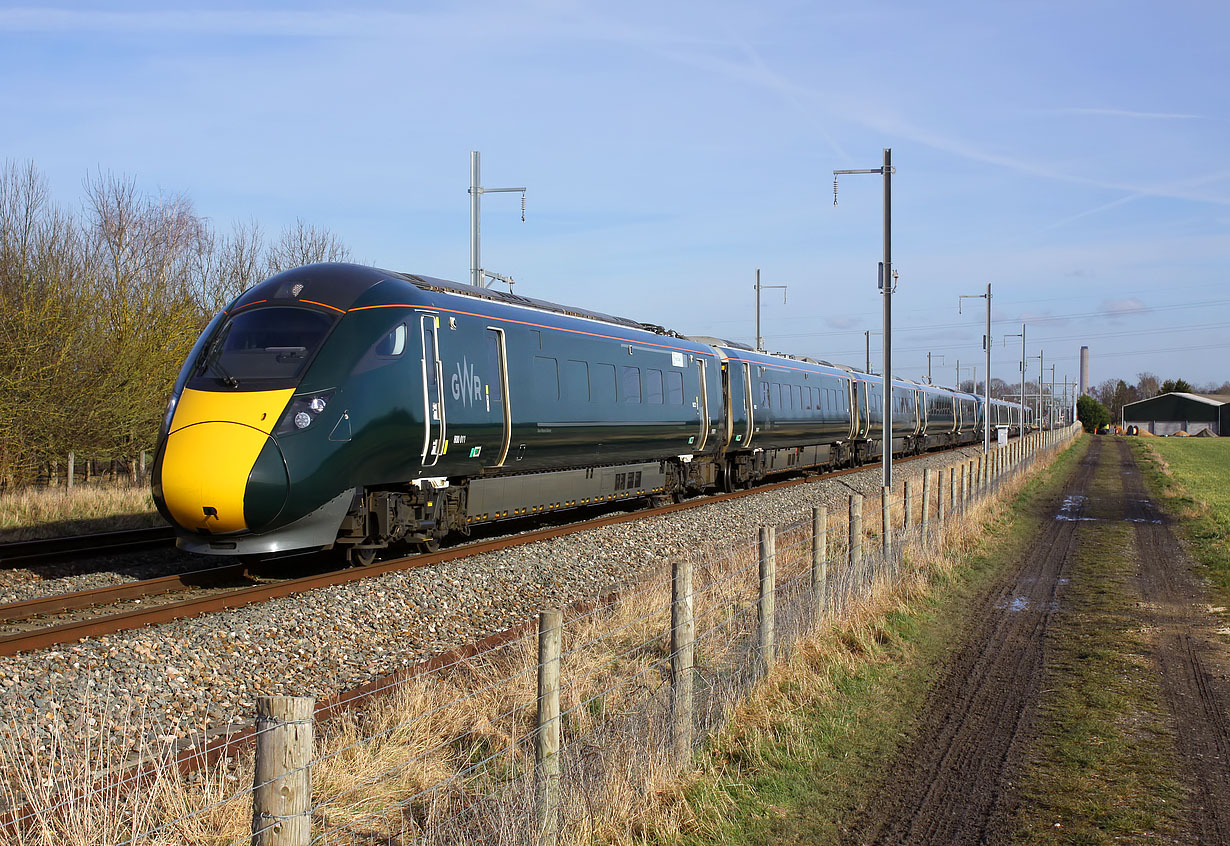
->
left=0, top=426, right=1082, bottom=846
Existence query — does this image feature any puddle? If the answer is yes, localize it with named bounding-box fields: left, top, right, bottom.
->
left=1125, top=518, right=1163, bottom=524
left=1055, top=495, right=1095, bottom=521
left=995, top=595, right=1031, bottom=612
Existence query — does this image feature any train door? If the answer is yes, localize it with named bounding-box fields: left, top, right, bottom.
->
left=719, top=361, right=734, bottom=449
left=742, top=362, right=755, bottom=447
left=695, top=359, right=709, bottom=451
left=485, top=327, right=511, bottom=466
left=419, top=314, right=446, bottom=466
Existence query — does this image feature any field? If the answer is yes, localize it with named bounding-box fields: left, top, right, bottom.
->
left=1133, top=436, right=1230, bottom=603
left=0, top=483, right=163, bottom=543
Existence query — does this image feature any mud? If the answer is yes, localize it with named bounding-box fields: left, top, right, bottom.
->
left=841, top=440, right=1099, bottom=844
left=842, top=437, right=1230, bottom=844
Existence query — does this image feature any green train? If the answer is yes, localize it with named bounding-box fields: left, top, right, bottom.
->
left=152, top=263, right=1028, bottom=563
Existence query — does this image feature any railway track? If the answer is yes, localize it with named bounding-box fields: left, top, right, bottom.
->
left=0, top=450, right=937, bottom=657
left=0, top=526, right=175, bottom=568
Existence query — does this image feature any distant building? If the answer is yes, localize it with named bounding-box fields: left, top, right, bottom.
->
left=1122, top=392, right=1229, bottom=436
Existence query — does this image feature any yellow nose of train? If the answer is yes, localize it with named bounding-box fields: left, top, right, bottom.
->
left=158, top=388, right=294, bottom=533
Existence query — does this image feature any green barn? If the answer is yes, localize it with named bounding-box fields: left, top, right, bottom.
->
left=1121, top=392, right=1230, bottom=436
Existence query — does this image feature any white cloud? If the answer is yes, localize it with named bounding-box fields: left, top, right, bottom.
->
left=1100, top=298, right=1150, bottom=319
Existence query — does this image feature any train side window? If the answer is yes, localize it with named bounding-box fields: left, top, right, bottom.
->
left=564, top=359, right=589, bottom=401
left=666, top=370, right=683, bottom=405
left=621, top=366, right=641, bottom=403
left=760, top=382, right=770, bottom=408
left=533, top=356, right=559, bottom=402
left=375, top=323, right=406, bottom=357
left=792, top=385, right=801, bottom=410
left=646, top=369, right=664, bottom=404
left=775, top=383, right=784, bottom=409
left=593, top=363, right=616, bottom=402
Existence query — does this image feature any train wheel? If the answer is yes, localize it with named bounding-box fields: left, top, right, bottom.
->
left=418, top=537, right=441, bottom=554
left=348, top=546, right=379, bottom=567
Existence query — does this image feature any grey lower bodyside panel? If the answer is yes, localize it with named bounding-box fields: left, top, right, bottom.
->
left=467, top=462, right=667, bottom=517
left=176, top=488, right=356, bottom=555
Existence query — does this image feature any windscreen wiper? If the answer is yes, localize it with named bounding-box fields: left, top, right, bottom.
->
left=196, top=328, right=240, bottom=388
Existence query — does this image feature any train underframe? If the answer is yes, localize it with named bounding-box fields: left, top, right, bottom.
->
left=332, top=427, right=1002, bottom=564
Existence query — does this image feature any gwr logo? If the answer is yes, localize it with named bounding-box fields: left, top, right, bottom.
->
left=451, top=357, right=483, bottom=406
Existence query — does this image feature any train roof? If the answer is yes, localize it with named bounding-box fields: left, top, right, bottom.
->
left=400, top=271, right=686, bottom=337
left=230, top=263, right=692, bottom=340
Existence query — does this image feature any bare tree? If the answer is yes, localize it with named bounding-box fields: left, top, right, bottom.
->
left=1135, top=372, right=1160, bottom=400
left=0, top=163, right=355, bottom=485
left=264, top=218, right=351, bottom=276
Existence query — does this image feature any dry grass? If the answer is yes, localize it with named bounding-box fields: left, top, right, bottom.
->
left=0, top=483, right=163, bottom=542
left=0, top=432, right=1078, bottom=845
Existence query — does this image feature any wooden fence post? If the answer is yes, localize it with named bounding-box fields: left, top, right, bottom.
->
left=960, top=462, right=968, bottom=513
left=536, top=609, right=562, bottom=846
left=812, top=506, right=827, bottom=615
left=671, top=557, right=694, bottom=762
left=948, top=467, right=956, bottom=521
left=849, top=494, right=863, bottom=574
left=759, top=526, right=776, bottom=671
left=252, top=696, right=314, bottom=846
left=935, top=467, right=945, bottom=528
left=66, top=452, right=74, bottom=491
left=921, top=470, right=932, bottom=542
left=903, top=480, right=914, bottom=540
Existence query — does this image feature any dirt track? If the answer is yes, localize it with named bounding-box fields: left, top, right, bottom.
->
left=842, top=437, right=1230, bottom=844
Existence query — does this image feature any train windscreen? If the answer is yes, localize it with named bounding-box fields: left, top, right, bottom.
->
left=189, top=306, right=336, bottom=390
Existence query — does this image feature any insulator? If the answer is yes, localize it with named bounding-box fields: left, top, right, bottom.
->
left=521, top=192, right=526, bottom=222
left=833, top=178, right=839, bottom=205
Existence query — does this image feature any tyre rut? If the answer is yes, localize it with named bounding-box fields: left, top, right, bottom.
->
left=842, top=438, right=1099, bottom=845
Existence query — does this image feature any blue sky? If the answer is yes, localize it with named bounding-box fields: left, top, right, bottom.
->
left=3, top=1, right=1228, bottom=392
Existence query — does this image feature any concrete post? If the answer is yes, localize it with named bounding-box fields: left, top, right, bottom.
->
left=881, top=485, right=892, bottom=565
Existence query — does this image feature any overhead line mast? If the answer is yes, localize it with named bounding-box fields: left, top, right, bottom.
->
left=834, top=148, right=895, bottom=488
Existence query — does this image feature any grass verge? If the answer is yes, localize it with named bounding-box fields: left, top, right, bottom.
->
left=653, top=436, right=1088, bottom=845
left=1005, top=444, right=1184, bottom=843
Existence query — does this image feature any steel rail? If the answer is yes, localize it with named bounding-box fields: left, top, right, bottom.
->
left=0, top=526, right=176, bottom=567
left=0, top=562, right=250, bottom=624
left=0, top=450, right=939, bottom=657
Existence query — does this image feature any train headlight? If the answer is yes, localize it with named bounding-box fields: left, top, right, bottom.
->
left=276, top=391, right=335, bottom=435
